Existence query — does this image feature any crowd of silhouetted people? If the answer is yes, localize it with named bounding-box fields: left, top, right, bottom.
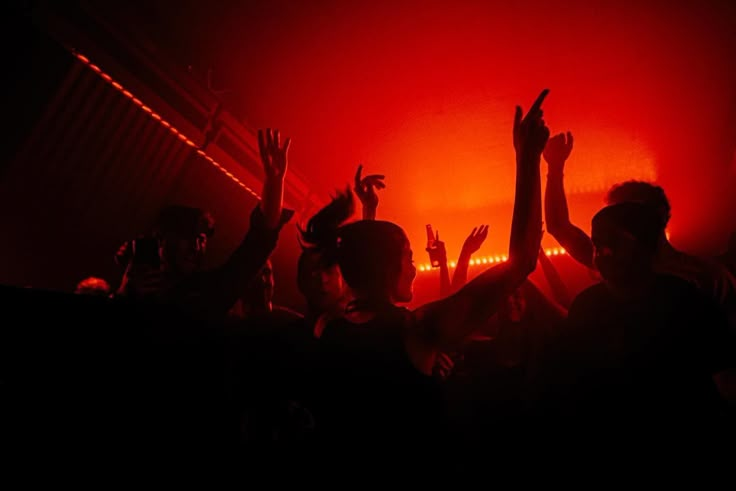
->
left=3, top=90, right=735, bottom=479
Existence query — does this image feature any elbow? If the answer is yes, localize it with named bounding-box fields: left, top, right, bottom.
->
left=545, top=220, right=565, bottom=238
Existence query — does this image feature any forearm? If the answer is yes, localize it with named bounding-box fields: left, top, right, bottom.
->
left=509, top=151, right=542, bottom=270
left=362, top=205, right=377, bottom=221
left=451, top=251, right=471, bottom=292
left=417, top=261, right=530, bottom=350
left=545, top=170, right=594, bottom=268
left=439, top=262, right=451, bottom=298
left=200, top=206, right=291, bottom=317
left=261, top=176, right=285, bottom=230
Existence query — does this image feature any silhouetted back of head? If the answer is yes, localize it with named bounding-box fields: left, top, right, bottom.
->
left=154, top=205, right=215, bottom=239
left=337, top=220, right=408, bottom=299
left=605, top=180, right=670, bottom=231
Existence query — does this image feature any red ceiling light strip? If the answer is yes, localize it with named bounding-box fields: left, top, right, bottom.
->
left=417, top=247, right=567, bottom=272
left=71, top=51, right=261, bottom=200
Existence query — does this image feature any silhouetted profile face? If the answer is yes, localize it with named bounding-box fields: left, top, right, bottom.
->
left=591, top=203, right=660, bottom=287
left=248, top=260, right=275, bottom=308
left=162, top=232, right=207, bottom=275
left=298, top=249, right=345, bottom=314
left=393, top=241, right=417, bottom=303
left=155, top=206, right=214, bottom=275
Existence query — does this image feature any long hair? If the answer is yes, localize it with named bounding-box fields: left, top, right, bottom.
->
left=297, top=187, right=355, bottom=282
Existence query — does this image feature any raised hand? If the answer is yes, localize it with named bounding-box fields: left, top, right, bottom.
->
left=461, top=225, right=489, bottom=256
left=354, top=164, right=385, bottom=219
left=513, top=89, right=550, bottom=157
left=543, top=132, right=573, bottom=173
left=427, top=229, right=448, bottom=265
left=258, top=128, right=290, bottom=179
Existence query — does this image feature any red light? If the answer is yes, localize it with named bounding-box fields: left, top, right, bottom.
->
left=72, top=50, right=260, bottom=200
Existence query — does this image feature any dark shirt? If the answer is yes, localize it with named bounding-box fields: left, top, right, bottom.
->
left=315, top=305, right=447, bottom=472
left=169, top=206, right=293, bottom=320
left=554, top=274, right=733, bottom=432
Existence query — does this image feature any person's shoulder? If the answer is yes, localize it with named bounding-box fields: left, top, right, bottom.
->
left=654, top=272, right=708, bottom=299
left=571, top=282, right=608, bottom=304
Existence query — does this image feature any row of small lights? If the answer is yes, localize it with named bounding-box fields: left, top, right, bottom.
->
left=71, top=50, right=261, bottom=200
left=417, top=247, right=567, bottom=272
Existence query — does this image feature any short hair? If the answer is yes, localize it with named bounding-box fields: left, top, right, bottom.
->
left=605, top=181, right=670, bottom=230
left=592, top=202, right=662, bottom=258
left=154, top=205, right=215, bottom=239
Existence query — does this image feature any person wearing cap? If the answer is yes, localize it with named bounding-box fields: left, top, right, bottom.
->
left=117, top=128, right=294, bottom=321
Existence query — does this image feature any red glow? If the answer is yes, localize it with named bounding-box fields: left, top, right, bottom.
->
left=207, top=1, right=735, bottom=257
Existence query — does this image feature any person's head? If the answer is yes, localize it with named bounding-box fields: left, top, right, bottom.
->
left=75, top=276, right=111, bottom=296
left=297, top=188, right=354, bottom=315
left=605, top=181, right=671, bottom=235
left=243, top=259, right=275, bottom=311
left=297, top=249, right=345, bottom=315
left=153, top=205, right=214, bottom=275
left=336, top=220, right=415, bottom=304
left=592, top=202, right=661, bottom=287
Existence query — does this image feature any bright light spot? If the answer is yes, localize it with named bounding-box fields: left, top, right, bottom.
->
left=482, top=258, right=488, bottom=264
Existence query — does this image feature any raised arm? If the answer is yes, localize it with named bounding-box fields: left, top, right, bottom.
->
left=259, top=128, right=290, bottom=230
left=354, top=164, right=385, bottom=220
left=451, top=225, right=489, bottom=292
left=414, top=90, right=549, bottom=351
left=194, top=128, right=293, bottom=317
left=543, top=132, right=595, bottom=269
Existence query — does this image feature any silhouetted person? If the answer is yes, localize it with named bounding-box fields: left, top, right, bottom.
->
left=544, top=134, right=735, bottom=316
left=545, top=202, right=734, bottom=444
left=312, top=90, right=550, bottom=474
left=116, top=128, right=293, bottom=320
left=230, top=259, right=301, bottom=323
left=296, top=187, right=355, bottom=336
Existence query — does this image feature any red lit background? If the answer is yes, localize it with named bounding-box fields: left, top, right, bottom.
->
left=1, top=0, right=735, bottom=306
left=132, top=0, right=736, bottom=259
